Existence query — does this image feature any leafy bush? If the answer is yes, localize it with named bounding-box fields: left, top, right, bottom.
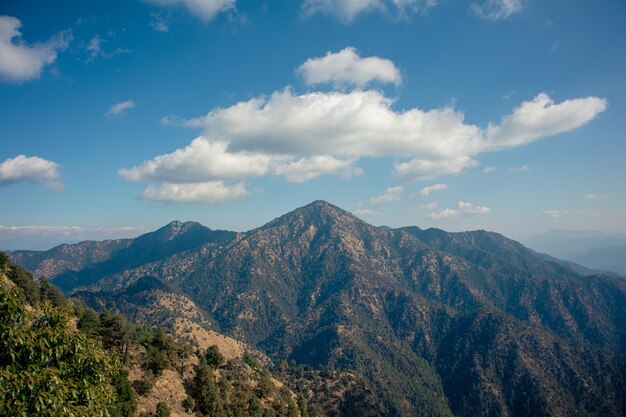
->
left=0, top=287, right=127, bottom=416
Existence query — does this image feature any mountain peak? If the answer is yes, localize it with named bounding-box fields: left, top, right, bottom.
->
left=153, top=220, right=207, bottom=241
left=262, top=200, right=363, bottom=229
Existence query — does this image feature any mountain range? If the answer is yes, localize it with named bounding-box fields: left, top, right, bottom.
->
left=523, top=229, right=626, bottom=276
left=9, top=200, right=626, bottom=417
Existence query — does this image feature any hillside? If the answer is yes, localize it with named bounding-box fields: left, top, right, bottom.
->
left=0, top=253, right=333, bottom=417
left=9, top=201, right=626, bottom=417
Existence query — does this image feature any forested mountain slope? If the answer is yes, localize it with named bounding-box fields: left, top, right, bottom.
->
left=9, top=201, right=626, bottom=417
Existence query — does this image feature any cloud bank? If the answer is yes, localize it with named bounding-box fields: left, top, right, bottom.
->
left=120, top=51, right=606, bottom=203
left=0, top=15, right=71, bottom=83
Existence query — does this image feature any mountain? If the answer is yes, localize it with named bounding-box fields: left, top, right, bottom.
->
left=523, top=229, right=626, bottom=276
left=9, top=201, right=626, bottom=417
left=564, top=246, right=626, bottom=276
left=10, top=220, right=237, bottom=291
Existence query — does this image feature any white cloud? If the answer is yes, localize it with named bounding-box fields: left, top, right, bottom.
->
left=508, top=163, right=529, bottom=173
left=457, top=201, right=490, bottom=214
left=119, top=138, right=276, bottom=182
left=394, top=156, right=479, bottom=181
left=471, top=0, right=523, bottom=21
left=86, top=35, right=102, bottom=62
left=353, top=208, right=380, bottom=216
left=429, top=201, right=490, bottom=219
left=483, top=166, right=497, bottom=173
left=140, top=181, right=248, bottom=203
left=273, top=155, right=363, bottom=183
left=429, top=208, right=458, bottom=219
left=106, top=100, right=136, bottom=116
left=544, top=209, right=568, bottom=218
left=302, top=0, right=384, bottom=22
left=0, top=15, right=71, bottom=83
left=120, top=71, right=606, bottom=202
left=301, top=0, right=437, bottom=23
left=583, top=194, right=597, bottom=200
left=145, top=0, right=235, bottom=21
left=297, top=47, right=401, bottom=88
left=485, top=93, right=607, bottom=151
left=0, top=155, right=61, bottom=188
left=177, top=89, right=604, bottom=173
left=418, top=183, right=448, bottom=197
left=369, top=186, right=404, bottom=204
left=85, top=34, right=131, bottom=63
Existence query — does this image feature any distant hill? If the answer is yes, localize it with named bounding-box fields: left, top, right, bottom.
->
left=523, top=229, right=626, bottom=276
left=9, top=201, right=626, bottom=417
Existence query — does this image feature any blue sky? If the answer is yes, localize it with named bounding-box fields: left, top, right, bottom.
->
left=1, top=0, right=625, bottom=250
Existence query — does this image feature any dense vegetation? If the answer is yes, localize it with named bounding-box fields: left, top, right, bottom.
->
left=1, top=253, right=324, bottom=417
left=0, top=252, right=135, bottom=417
left=8, top=201, right=626, bottom=416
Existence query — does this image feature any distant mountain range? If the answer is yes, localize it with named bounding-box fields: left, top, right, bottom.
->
left=9, top=201, right=626, bottom=417
left=523, top=229, right=626, bottom=276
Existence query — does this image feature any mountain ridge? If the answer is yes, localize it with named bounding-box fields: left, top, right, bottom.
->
left=8, top=200, right=626, bottom=417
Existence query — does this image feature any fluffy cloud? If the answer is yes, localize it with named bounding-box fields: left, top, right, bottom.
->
left=418, top=183, right=448, bottom=197
left=483, top=166, right=497, bottom=173
left=457, top=201, right=490, bottom=214
left=429, top=208, right=458, bottom=220
left=484, top=94, right=607, bottom=151
left=544, top=210, right=568, bottom=218
left=471, top=0, right=522, bottom=21
left=429, top=201, right=490, bottom=219
left=144, top=0, right=235, bottom=21
left=301, top=0, right=437, bottom=23
left=120, top=138, right=276, bottom=182
left=369, top=186, right=404, bottom=204
left=583, top=194, right=597, bottom=200
left=0, top=155, right=61, bottom=188
left=106, top=100, right=136, bottom=116
left=394, top=156, right=478, bottom=181
left=273, top=155, right=363, bottom=183
left=120, top=53, right=606, bottom=203
left=140, top=181, right=248, bottom=203
left=0, top=15, right=71, bottom=83
left=297, top=47, right=401, bottom=88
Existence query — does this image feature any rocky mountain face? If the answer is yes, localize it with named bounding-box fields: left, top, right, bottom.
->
left=10, top=201, right=626, bottom=417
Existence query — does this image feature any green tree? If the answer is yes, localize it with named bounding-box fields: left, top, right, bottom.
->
left=205, top=344, right=225, bottom=369
left=0, top=287, right=125, bottom=416
left=77, top=306, right=101, bottom=337
left=191, top=357, right=223, bottom=416
left=5, top=263, right=40, bottom=305
left=155, top=401, right=171, bottom=417
left=39, top=276, right=65, bottom=307
left=99, top=310, right=137, bottom=362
